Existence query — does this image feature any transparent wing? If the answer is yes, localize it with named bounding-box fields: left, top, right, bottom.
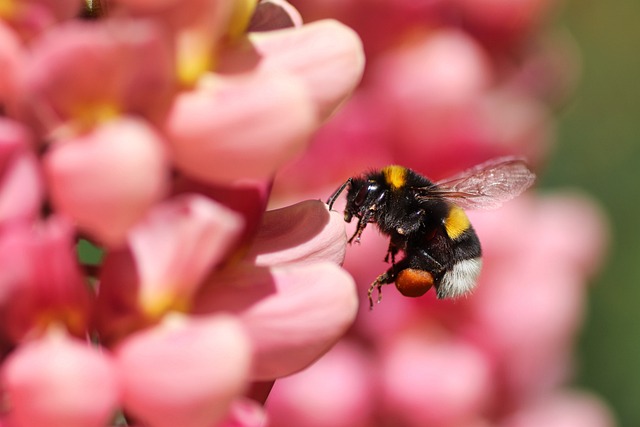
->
left=415, top=157, right=536, bottom=210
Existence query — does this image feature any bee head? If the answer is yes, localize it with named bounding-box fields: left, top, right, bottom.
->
left=344, top=177, right=387, bottom=223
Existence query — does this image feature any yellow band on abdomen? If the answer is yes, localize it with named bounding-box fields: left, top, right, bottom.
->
left=444, top=205, right=470, bottom=239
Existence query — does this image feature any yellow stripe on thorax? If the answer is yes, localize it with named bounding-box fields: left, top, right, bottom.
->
left=444, top=205, right=470, bottom=239
left=382, top=165, right=407, bottom=190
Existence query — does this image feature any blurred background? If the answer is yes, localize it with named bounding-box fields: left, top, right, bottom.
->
left=268, top=0, right=640, bottom=426
left=546, top=1, right=640, bottom=426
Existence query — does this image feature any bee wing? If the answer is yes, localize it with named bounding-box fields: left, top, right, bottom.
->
left=416, top=157, right=536, bottom=210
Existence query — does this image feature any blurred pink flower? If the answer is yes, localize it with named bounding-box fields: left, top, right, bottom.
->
left=1, top=328, right=120, bottom=427
left=114, top=314, right=252, bottom=427
left=0, top=118, right=42, bottom=224
left=0, top=0, right=82, bottom=40
left=44, top=117, right=170, bottom=247
left=267, top=1, right=615, bottom=427
left=0, top=1, right=364, bottom=426
left=0, top=215, right=91, bottom=343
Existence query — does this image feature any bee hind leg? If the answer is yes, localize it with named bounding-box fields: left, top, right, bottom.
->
left=368, top=268, right=397, bottom=310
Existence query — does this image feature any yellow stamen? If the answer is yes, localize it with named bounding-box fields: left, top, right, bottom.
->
left=227, top=0, right=258, bottom=39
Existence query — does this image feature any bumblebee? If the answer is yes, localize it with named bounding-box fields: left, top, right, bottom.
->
left=327, top=157, right=535, bottom=309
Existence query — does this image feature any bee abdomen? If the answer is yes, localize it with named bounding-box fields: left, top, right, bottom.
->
left=443, top=205, right=471, bottom=240
left=437, top=257, right=482, bottom=299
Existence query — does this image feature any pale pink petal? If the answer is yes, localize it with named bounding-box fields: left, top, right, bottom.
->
left=128, top=194, right=244, bottom=315
left=0, top=119, right=42, bottom=224
left=247, top=19, right=365, bottom=119
left=115, top=314, right=252, bottom=427
left=194, top=262, right=358, bottom=380
left=165, top=72, right=316, bottom=184
left=369, top=29, right=495, bottom=174
left=218, top=398, right=268, bottom=427
left=500, top=391, right=617, bottom=427
left=532, top=193, right=609, bottom=276
left=267, top=341, right=375, bottom=427
left=245, top=200, right=346, bottom=266
left=474, top=89, right=553, bottom=165
left=1, top=329, right=120, bottom=427
left=173, top=176, right=271, bottom=243
left=95, top=194, right=244, bottom=340
left=380, top=333, right=493, bottom=427
left=372, top=29, right=491, bottom=110
left=44, top=117, right=169, bottom=247
left=248, top=0, right=303, bottom=32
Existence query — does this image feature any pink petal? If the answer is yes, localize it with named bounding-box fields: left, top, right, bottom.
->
left=0, top=22, right=24, bottom=109
left=0, top=119, right=42, bottom=224
left=453, top=0, right=552, bottom=44
left=0, top=216, right=91, bottom=342
left=380, top=333, right=492, bottom=427
left=127, top=194, right=244, bottom=315
left=218, top=398, right=268, bottom=427
left=1, top=0, right=83, bottom=41
left=194, top=262, right=358, bottom=380
left=172, top=176, right=271, bottom=245
left=267, top=341, right=375, bottom=427
left=20, top=20, right=173, bottom=133
left=500, top=391, right=616, bottom=427
left=95, top=193, right=245, bottom=341
left=44, top=117, right=169, bottom=247
left=245, top=200, right=347, bottom=266
left=115, top=314, right=252, bottom=427
left=246, top=19, right=365, bottom=119
left=165, top=72, right=316, bottom=184
left=1, top=329, right=120, bottom=427
left=372, top=29, right=490, bottom=111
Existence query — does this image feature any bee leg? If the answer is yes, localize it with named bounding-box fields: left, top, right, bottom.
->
left=368, top=268, right=398, bottom=310
left=348, top=209, right=375, bottom=243
left=384, top=233, right=405, bottom=264
left=384, top=241, right=399, bottom=264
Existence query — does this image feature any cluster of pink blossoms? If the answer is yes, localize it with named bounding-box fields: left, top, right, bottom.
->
left=0, top=1, right=366, bottom=426
left=267, top=0, right=618, bottom=426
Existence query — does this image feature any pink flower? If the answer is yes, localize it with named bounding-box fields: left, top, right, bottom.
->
left=267, top=1, right=614, bottom=426
left=44, top=117, right=170, bottom=247
left=114, top=314, right=252, bottom=427
left=1, top=328, right=120, bottom=427
left=0, top=1, right=365, bottom=426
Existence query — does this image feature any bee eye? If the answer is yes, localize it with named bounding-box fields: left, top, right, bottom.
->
left=354, top=183, right=378, bottom=206
left=353, top=186, right=368, bottom=206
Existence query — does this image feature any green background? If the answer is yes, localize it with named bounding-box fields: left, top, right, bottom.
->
left=547, top=1, right=640, bottom=425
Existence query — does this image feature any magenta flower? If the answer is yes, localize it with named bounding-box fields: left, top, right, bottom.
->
left=0, top=1, right=364, bottom=426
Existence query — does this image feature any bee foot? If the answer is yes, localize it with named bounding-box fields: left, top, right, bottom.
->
left=367, top=276, right=387, bottom=310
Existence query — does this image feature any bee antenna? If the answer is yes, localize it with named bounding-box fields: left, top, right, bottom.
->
left=326, top=178, right=352, bottom=210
